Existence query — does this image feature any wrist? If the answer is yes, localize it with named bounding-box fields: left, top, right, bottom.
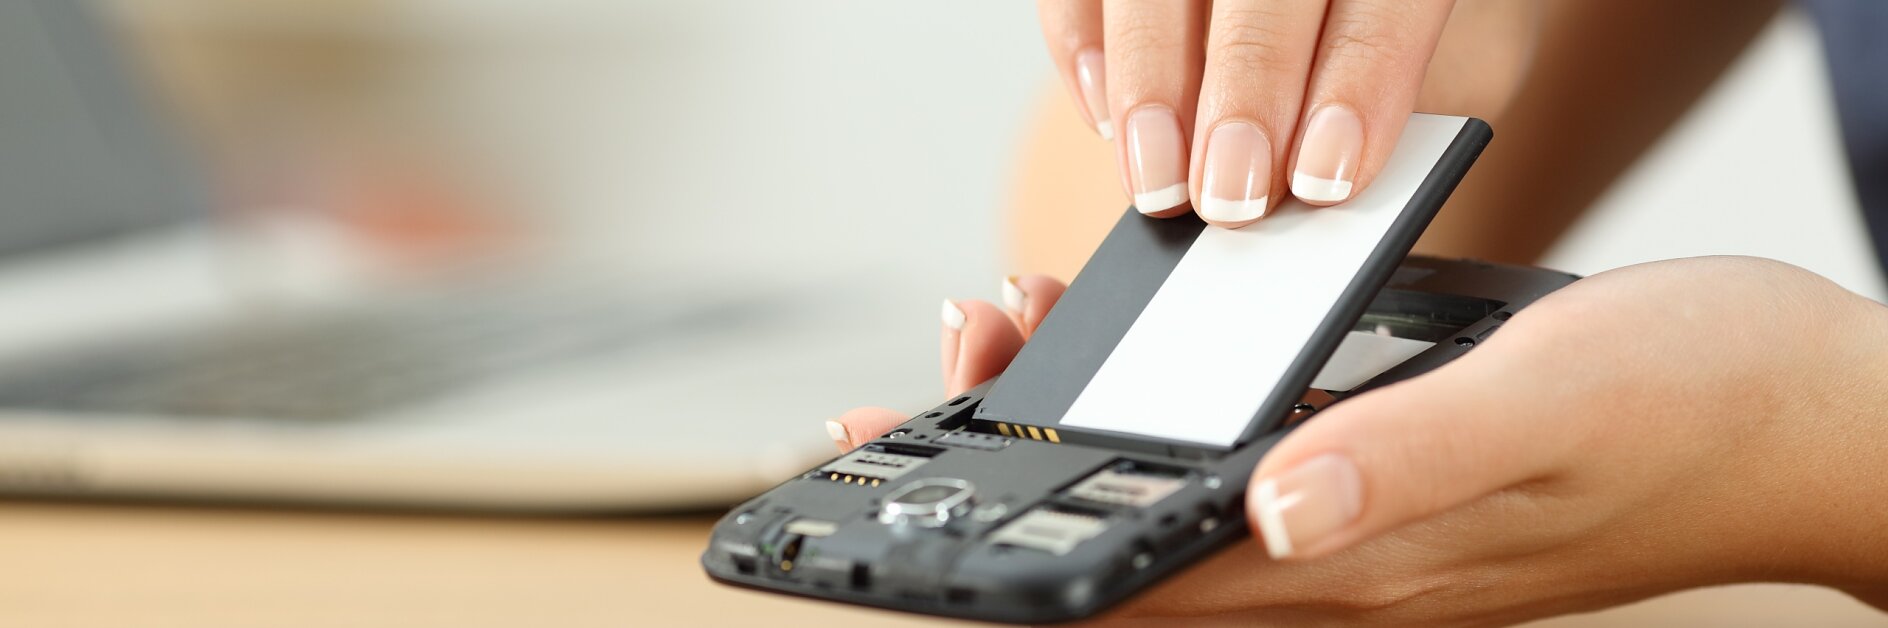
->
left=1762, top=295, right=1888, bottom=590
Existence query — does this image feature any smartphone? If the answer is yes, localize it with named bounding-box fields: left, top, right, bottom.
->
left=701, top=116, right=1576, bottom=623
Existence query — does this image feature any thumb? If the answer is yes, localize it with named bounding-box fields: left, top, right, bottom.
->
left=943, top=299, right=1025, bottom=396
left=1247, top=353, right=1572, bottom=560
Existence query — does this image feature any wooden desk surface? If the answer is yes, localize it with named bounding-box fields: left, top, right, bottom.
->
left=1, top=501, right=1880, bottom=627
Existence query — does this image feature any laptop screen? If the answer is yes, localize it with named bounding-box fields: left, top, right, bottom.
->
left=0, top=0, right=205, bottom=259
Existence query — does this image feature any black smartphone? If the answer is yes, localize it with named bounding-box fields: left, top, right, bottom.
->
left=701, top=116, right=1576, bottom=623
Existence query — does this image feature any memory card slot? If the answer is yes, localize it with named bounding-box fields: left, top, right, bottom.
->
left=815, top=443, right=943, bottom=486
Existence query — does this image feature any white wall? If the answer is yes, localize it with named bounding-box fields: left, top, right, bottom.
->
left=413, top=0, right=1048, bottom=296
left=579, top=3, right=1887, bottom=300
left=1542, top=8, right=1886, bottom=300
left=407, top=2, right=1883, bottom=307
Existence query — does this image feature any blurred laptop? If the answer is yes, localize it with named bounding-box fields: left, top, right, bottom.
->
left=0, top=1, right=935, bottom=511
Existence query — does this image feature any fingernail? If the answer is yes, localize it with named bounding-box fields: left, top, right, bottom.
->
left=941, top=298, right=966, bottom=330
left=941, top=299, right=965, bottom=384
left=1073, top=49, right=1112, bottom=140
left=1251, top=453, right=1363, bottom=559
left=1001, top=276, right=1027, bottom=313
left=1291, top=104, right=1364, bottom=203
left=1125, top=106, right=1188, bottom=213
left=1198, top=122, right=1273, bottom=223
left=826, top=420, right=851, bottom=450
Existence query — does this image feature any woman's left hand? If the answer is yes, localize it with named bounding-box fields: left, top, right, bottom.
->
left=832, top=258, right=1888, bottom=625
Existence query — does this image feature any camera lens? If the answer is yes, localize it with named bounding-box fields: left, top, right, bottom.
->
left=879, top=478, right=975, bottom=527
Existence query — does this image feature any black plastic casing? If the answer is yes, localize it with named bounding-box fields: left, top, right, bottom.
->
left=702, top=256, right=1579, bottom=624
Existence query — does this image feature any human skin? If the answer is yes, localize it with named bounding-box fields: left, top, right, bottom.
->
left=825, top=0, right=1888, bottom=623
left=1012, top=0, right=1784, bottom=279
left=1038, top=0, right=1539, bottom=227
left=833, top=258, right=1888, bottom=624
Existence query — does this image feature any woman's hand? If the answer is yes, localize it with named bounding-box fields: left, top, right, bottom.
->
left=1037, top=0, right=1539, bottom=227
left=825, top=275, right=1067, bottom=449
left=827, top=259, right=1888, bottom=624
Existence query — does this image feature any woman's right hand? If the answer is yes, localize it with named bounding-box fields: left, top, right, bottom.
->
left=827, top=259, right=1888, bottom=625
left=1037, top=0, right=1541, bottom=227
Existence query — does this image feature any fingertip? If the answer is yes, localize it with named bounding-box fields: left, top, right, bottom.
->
left=1248, top=476, right=1293, bottom=560
left=1246, top=451, right=1365, bottom=561
left=941, top=298, right=966, bottom=331
left=1197, top=213, right=1264, bottom=230
left=1289, top=104, right=1363, bottom=206
left=1013, top=274, right=1067, bottom=337
left=826, top=419, right=851, bottom=452
left=954, top=299, right=1012, bottom=331
left=1135, top=202, right=1193, bottom=219
left=1196, top=121, right=1277, bottom=223
left=1291, top=1, right=1452, bottom=209
left=1074, top=48, right=1113, bottom=140
left=1289, top=172, right=1354, bottom=206
left=831, top=407, right=909, bottom=449
left=1122, top=106, right=1193, bottom=218
left=1001, top=276, right=1027, bottom=314
left=1195, top=199, right=1269, bottom=228
left=941, top=298, right=966, bottom=388
left=1036, top=1, right=1107, bottom=139
left=1133, top=186, right=1191, bottom=216
left=948, top=299, right=1026, bottom=394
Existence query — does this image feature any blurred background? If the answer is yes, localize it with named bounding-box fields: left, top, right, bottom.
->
left=2, top=1, right=1883, bottom=626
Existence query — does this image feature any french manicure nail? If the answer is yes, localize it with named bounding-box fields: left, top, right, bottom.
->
left=1001, top=276, right=1027, bottom=313
left=1291, top=105, right=1364, bottom=203
left=941, top=299, right=965, bottom=385
left=941, top=299, right=966, bottom=330
left=1251, top=453, right=1363, bottom=559
left=1126, top=106, right=1188, bottom=213
left=826, top=420, right=851, bottom=450
left=1199, top=122, right=1273, bottom=223
left=1073, top=49, right=1112, bottom=140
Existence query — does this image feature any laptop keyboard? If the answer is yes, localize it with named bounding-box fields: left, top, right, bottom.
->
left=0, top=288, right=771, bottom=421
